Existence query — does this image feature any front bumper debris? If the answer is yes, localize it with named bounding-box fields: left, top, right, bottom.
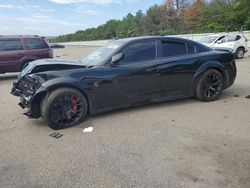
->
left=11, top=82, right=22, bottom=96
left=11, top=76, right=42, bottom=118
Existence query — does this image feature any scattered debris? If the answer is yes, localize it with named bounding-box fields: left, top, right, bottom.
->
left=83, top=127, right=93, bottom=133
left=55, top=55, right=60, bottom=58
left=233, top=94, right=239, bottom=97
left=172, top=119, right=175, bottom=122
left=246, top=95, right=250, bottom=99
left=49, top=132, right=63, bottom=139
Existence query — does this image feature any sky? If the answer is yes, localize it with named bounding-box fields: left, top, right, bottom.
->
left=0, top=0, right=163, bottom=36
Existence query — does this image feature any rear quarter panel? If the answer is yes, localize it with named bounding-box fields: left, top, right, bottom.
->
left=192, top=50, right=235, bottom=92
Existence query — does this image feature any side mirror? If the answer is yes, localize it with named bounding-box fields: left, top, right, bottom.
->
left=216, top=40, right=223, bottom=44
left=111, top=53, right=124, bottom=65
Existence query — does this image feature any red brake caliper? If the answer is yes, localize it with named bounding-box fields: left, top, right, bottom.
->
left=71, top=97, right=78, bottom=111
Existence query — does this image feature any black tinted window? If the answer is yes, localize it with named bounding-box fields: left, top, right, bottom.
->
left=216, top=36, right=226, bottom=43
left=197, top=43, right=210, bottom=53
left=160, top=41, right=187, bottom=57
left=24, top=38, right=48, bottom=49
left=187, top=43, right=196, bottom=54
left=236, top=35, right=241, bottom=41
left=0, top=39, right=23, bottom=51
left=122, top=41, right=156, bottom=63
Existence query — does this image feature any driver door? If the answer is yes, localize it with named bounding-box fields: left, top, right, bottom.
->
left=103, top=40, right=162, bottom=109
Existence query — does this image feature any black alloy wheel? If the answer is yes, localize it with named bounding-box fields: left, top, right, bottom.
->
left=41, top=88, right=88, bottom=130
left=196, top=69, right=223, bottom=101
left=50, top=94, right=83, bottom=125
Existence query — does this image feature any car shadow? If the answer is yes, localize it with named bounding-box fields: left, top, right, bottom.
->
left=32, top=90, right=240, bottom=130
left=90, top=97, right=198, bottom=120
left=87, top=89, right=239, bottom=123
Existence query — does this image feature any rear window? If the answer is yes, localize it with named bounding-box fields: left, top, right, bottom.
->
left=196, top=43, right=210, bottom=53
left=23, top=38, right=49, bottom=50
left=160, top=41, right=187, bottom=58
left=236, top=35, right=241, bottom=41
left=242, top=35, right=248, bottom=42
left=0, top=39, right=23, bottom=51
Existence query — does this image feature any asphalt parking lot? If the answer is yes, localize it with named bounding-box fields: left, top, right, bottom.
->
left=0, top=46, right=250, bottom=188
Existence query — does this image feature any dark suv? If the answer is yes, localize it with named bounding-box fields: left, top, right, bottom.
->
left=0, top=35, right=53, bottom=73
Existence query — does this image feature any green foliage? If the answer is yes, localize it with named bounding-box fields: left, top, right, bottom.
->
left=160, top=29, right=177, bottom=35
left=50, top=0, right=250, bottom=42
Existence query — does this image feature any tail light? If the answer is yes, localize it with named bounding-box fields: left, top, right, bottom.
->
left=48, top=49, right=53, bottom=58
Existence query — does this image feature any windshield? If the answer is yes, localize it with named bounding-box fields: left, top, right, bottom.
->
left=198, top=36, right=219, bottom=44
left=80, top=41, right=122, bottom=66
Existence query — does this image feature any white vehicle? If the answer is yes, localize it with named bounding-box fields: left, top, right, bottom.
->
left=199, top=33, right=248, bottom=59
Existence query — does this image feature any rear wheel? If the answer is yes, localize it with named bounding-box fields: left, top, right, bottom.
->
left=40, top=88, right=88, bottom=130
left=235, top=47, right=245, bottom=59
left=195, top=69, right=223, bottom=102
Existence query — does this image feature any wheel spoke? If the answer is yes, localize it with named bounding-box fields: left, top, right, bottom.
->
left=50, top=94, right=84, bottom=126
left=201, top=72, right=222, bottom=99
left=209, top=86, right=216, bottom=92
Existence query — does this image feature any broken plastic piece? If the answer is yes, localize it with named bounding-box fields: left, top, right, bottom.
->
left=83, top=127, right=93, bottom=133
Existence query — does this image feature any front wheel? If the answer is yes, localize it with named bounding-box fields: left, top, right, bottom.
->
left=195, top=69, right=223, bottom=102
left=40, top=88, right=88, bottom=130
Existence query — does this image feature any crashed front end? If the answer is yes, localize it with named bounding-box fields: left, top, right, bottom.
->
left=11, top=75, right=47, bottom=118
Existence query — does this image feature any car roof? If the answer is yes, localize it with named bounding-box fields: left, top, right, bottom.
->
left=113, top=36, right=196, bottom=44
left=0, top=35, right=44, bottom=39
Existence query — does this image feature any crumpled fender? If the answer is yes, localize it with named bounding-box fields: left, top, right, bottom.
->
left=31, top=77, right=94, bottom=118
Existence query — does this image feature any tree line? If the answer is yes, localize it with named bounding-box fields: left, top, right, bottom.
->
left=50, top=0, right=250, bottom=42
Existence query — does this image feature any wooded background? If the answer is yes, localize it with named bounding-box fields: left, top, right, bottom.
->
left=51, top=0, right=250, bottom=42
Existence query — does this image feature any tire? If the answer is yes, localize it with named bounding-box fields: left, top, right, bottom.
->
left=235, top=47, right=245, bottom=59
left=195, top=69, right=223, bottom=102
left=40, top=87, right=88, bottom=130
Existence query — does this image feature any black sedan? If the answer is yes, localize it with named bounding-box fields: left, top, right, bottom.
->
left=11, top=36, right=237, bottom=130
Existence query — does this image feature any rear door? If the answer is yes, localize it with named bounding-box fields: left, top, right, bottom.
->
left=158, top=39, right=201, bottom=97
left=0, top=39, right=24, bottom=72
left=22, top=38, right=50, bottom=59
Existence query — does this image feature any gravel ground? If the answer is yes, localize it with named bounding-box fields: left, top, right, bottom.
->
left=0, top=46, right=250, bottom=188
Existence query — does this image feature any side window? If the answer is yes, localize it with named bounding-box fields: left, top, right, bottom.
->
left=236, top=35, right=241, bottom=41
left=227, top=35, right=236, bottom=42
left=24, top=38, right=48, bottom=50
left=160, top=41, right=187, bottom=58
left=196, top=43, right=210, bottom=53
left=187, top=43, right=196, bottom=54
left=122, top=41, right=156, bottom=64
left=0, top=39, right=23, bottom=51
left=216, top=36, right=226, bottom=43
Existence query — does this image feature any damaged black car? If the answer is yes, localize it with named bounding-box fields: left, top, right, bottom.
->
left=11, top=36, right=237, bottom=130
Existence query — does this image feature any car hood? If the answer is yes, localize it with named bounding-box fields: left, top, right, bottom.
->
left=20, top=59, right=86, bottom=77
